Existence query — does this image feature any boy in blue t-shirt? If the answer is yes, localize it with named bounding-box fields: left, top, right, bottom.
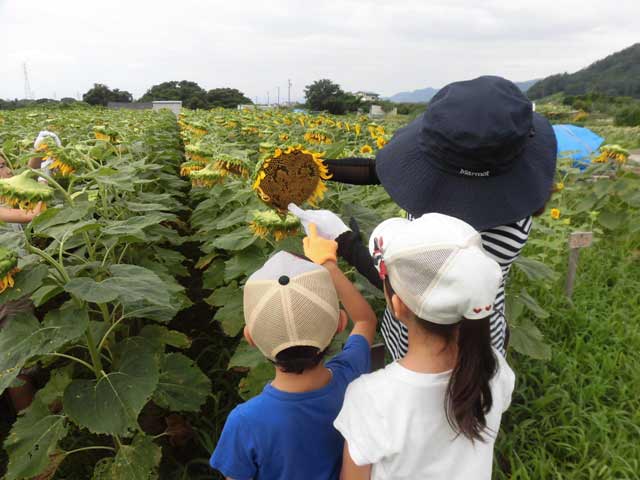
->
left=210, top=225, right=377, bottom=480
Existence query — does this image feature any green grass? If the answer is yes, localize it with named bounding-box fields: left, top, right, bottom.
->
left=495, top=238, right=640, bottom=478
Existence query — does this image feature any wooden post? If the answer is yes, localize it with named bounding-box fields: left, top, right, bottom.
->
left=565, top=232, right=593, bottom=298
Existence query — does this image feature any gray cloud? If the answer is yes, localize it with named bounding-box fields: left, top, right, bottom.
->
left=1, top=0, right=638, bottom=102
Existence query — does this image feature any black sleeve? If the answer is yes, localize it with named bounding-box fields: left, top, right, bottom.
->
left=336, top=220, right=383, bottom=291
left=323, top=157, right=380, bottom=185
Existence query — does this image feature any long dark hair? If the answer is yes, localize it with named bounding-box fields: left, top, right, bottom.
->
left=444, top=317, right=497, bottom=441
left=384, top=277, right=497, bottom=441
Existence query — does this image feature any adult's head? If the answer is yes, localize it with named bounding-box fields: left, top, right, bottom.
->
left=376, top=76, right=557, bottom=231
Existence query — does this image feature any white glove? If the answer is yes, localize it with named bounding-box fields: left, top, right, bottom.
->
left=288, top=203, right=350, bottom=240
left=34, top=130, right=61, bottom=149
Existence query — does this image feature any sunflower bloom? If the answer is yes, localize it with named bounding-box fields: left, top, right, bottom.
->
left=180, top=161, right=205, bottom=177
left=248, top=210, right=300, bottom=241
left=550, top=208, right=561, bottom=220
left=376, top=136, right=387, bottom=149
left=555, top=182, right=564, bottom=191
left=252, top=145, right=332, bottom=211
left=189, top=164, right=225, bottom=188
left=360, top=145, right=373, bottom=154
left=0, top=247, right=19, bottom=294
left=0, top=170, right=54, bottom=211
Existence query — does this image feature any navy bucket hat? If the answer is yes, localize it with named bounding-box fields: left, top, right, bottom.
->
left=375, top=75, right=557, bottom=231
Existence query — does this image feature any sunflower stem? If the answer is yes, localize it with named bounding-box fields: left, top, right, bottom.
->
left=26, top=244, right=70, bottom=284
left=85, top=327, right=104, bottom=378
left=30, top=169, right=74, bottom=206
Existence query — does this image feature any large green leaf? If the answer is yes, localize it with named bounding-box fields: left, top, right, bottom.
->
left=513, top=256, right=559, bottom=282
left=0, top=306, right=89, bottom=394
left=63, top=337, right=159, bottom=436
left=0, top=263, right=48, bottom=303
left=3, top=401, right=68, bottom=480
left=63, top=264, right=174, bottom=309
left=102, top=213, right=175, bottom=239
left=238, top=362, right=275, bottom=401
left=40, top=219, right=100, bottom=242
left=202, top=258, right=226, bottom=290
left=31, top=202, right=93, bottom=233
left=211, top=228, right=258, bottom=251
left=64, top=277, right=118, bottom=303
left=224, top=247, right=264, bottom=282
left=228, top=340, right=264, bottom=369
left=509, top=316, right=552, bottom=361
left=153, top=353, right=211, bottom=412
left=92, top=434, right=161, bottom=480
left=140, top=325, right=191, bottom=351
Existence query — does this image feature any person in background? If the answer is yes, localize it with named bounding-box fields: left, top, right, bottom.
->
left=0, top=152, right=42, bottom=226
left=0, top=151, right=41, bottom=412
left=210, top=227, right=377, bottom=480
left=28, top=130, right=61, bottom=182
left=290, top=76, right=558, bottom=359
left=335, top=213, right=515, bottom=480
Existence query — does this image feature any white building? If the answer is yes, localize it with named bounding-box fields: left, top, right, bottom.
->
left=355, top=91, right=381, bottom=102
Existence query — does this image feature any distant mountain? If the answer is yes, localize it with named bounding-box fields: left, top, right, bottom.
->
left=527, top=43, right=640, bottom=99
left=388, top=79, right=538, bottom=104
left=387, top=87, right=439, bottom=104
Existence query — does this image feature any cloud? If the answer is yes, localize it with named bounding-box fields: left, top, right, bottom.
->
left=0, top=0, right=638, bottom=101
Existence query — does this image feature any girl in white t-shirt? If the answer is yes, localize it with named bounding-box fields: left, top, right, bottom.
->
left=334, top=214, right=515, bottom=480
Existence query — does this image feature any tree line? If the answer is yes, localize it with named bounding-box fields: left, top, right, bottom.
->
left=1, top=78, right=427, bottom=116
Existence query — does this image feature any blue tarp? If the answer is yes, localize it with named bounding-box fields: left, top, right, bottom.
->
left=552, top=124, right=604, bottom=169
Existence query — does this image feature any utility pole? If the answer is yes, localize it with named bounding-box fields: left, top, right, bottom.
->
left=267, top=91, right=270, bottom=105
left=23, top=62, right=34, bottom=99
left=288, top=79, right=292, bottom=105
left=277, top=87, right=280, bottom=105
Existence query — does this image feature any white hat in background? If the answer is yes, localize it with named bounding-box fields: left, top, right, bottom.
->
left=369, top=213, right=502, bottom=324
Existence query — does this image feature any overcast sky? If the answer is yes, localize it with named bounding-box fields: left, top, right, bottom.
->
left=1, top=0, right=638, bottom=103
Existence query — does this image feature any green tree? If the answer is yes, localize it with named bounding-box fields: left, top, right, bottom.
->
left=206, top=88, right=252, bottom=108
left=304, top=79, right=361, bottom=114
left=615, top=105, right=640, bottom=126
left=82, top=84, right=133, bottom=106
left=139, top=81, right=208, bottom=109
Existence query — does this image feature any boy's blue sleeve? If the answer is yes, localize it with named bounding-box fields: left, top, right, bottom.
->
left=209, top=409, right=257, bottom=480
left=327, top=334, right=371, bottom=383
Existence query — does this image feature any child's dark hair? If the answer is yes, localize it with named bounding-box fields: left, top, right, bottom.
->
left=273, top=346, right=328, bottom=374
left=384, top=277, right=497, bottom=441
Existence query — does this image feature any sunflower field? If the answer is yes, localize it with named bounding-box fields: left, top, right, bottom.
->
left=0, top=105, right=639, bottom=479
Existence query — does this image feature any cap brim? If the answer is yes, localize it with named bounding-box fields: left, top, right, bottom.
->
left=375, top=113, right=557, bottom=231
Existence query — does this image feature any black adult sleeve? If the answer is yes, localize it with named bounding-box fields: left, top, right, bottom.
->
left=336, top=219, right=383, bottom=291
left=323, top=157, right=380, bottom=185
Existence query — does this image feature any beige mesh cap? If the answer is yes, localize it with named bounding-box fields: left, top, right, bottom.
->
left=243, top=251, right=340, bottom=360
left=369, top=213, right=502, bottom=324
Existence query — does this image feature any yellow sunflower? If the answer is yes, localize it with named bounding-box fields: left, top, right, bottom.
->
left=550, top=208, right=561, bottom=220
left=376, top=136, right=387, bottom=149
left=248, top=210, right=300, bottom=241
left=252, top=145, right=332, bottom=211
left=360, top=145, right=373, bottom=154
left=0, top=246, right=19, bottom=294
left=189, top=164, right=225, bottom=188
left=0, top=170, right=54, bottom=211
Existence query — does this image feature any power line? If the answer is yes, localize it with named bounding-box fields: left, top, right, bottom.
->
left=288, top=79, right=292, bottom=105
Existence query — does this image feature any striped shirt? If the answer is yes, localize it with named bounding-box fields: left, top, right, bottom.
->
left=382, top=216, right=532, bottom=359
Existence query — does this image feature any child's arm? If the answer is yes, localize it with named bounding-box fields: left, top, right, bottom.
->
left=303, top=223, right=377, bottom=345
left=323, top=260, right=376, bottom=345
left=341, top=443, right=372, bottom=480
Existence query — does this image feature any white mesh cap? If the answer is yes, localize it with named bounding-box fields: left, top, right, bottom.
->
left=243, top=251, right=340, bottom=360
left=369, top=213, right=502, bottom=324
